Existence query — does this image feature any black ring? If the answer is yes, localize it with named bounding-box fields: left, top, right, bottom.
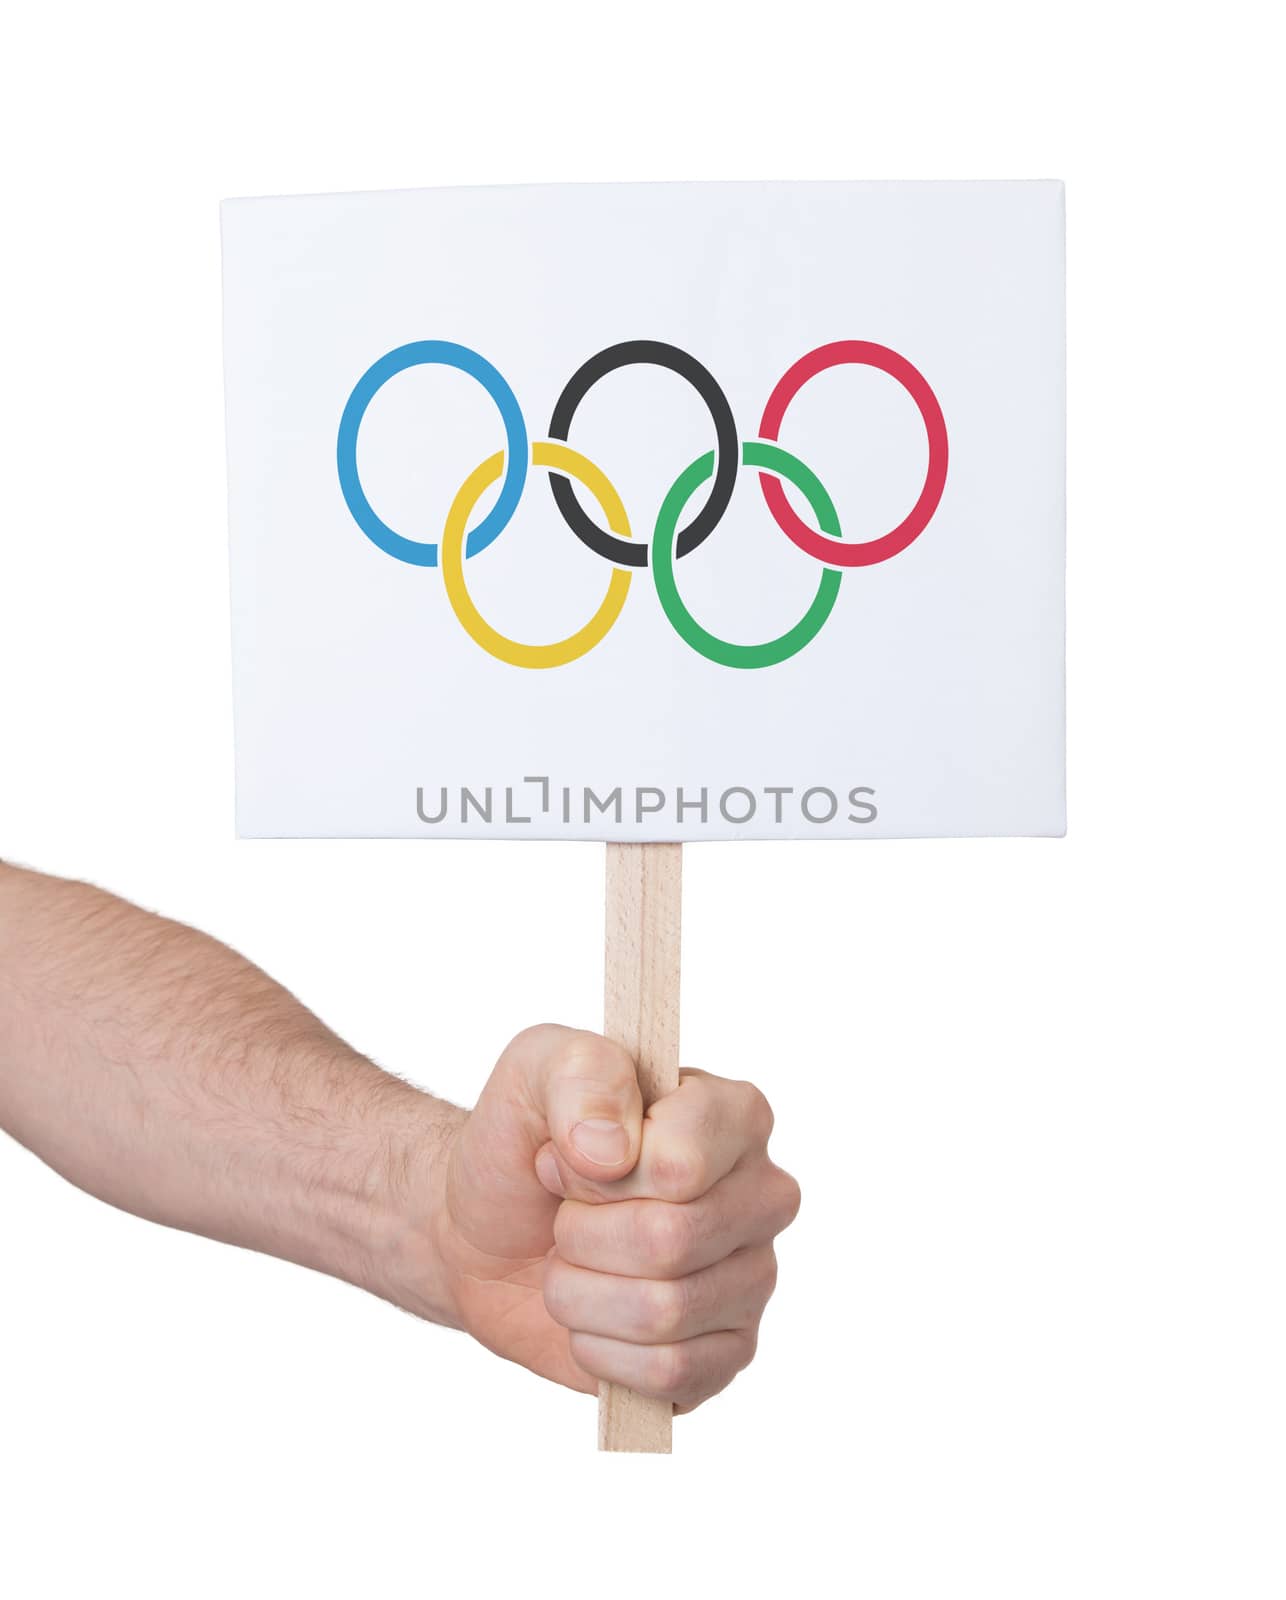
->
left=547, top=340, right=739, bottom=567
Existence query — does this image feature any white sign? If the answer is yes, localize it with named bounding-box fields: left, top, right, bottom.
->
left=223, top=180, right=1065, bottom=840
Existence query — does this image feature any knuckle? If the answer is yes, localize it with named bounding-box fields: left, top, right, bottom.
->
left=637, top=1204, right=692, bottom=1275
left=557, top=1030, right=637, bottom=1094
left=772, top=1166, right=802, bottom=1228
left=646, top=1343, right=690, bottom=1398
left=504, top=1021, right=565, bottom=1059
left=640, top=1277, right=688, bottom=1341
left=648, top=1139, right=708, bottom=1202
left=739, top=1081, right=775, bottom=1142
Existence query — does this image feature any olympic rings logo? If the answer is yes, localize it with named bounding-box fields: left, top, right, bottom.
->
left=337, top=339, right=948, bottom=670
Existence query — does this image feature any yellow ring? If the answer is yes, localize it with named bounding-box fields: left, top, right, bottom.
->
left=440, top=440, right=632, bottom=669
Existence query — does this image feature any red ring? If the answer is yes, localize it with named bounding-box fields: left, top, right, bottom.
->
left=758, top=341, right=948, bottom=568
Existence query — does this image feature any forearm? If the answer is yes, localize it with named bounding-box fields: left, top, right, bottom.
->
left=0, top=861, right=464, bottom=1324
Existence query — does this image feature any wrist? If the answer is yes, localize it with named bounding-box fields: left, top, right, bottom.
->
left=350, top=1081, right=469, bottom=1331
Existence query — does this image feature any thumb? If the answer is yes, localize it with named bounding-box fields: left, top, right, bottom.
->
left=526, top=1027, right=644, bottom=1183
left=448, top=1025, right=643, bottom=1261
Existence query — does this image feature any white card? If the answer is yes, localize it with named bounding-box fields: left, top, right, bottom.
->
left=223, top=180, right=1064, bottom=840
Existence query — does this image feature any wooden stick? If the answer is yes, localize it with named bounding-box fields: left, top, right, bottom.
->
left=600, top=841, right=682, bottom=1454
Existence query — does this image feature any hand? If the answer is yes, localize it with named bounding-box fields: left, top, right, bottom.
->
left=431, top=1024, right=800, bottom=1413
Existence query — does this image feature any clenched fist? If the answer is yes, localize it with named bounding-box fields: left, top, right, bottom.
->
left=0, top=864, right=798, bottom=1419
left=431, top=1025, right=800, bottom=1412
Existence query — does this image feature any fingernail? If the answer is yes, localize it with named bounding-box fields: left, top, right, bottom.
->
left=570, top=1118, right=629, bottom=1167
left=535, top=1145, right=565, bottom=1196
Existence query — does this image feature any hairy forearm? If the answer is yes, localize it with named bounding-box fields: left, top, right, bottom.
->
left=0, top=861, right=464, bottom=1324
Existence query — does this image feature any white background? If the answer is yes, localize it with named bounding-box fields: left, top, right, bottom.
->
left=0, top=3, right=1280, bottom=1597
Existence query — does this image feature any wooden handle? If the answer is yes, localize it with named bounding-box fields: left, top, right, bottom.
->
left=600, top=841, right=682, bottom=1454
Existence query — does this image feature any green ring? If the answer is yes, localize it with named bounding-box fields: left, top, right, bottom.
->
left=651, top=440, right=844, bottom=668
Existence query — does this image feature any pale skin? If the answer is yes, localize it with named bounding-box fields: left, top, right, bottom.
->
left=0, top=861, right=799, bottom=1414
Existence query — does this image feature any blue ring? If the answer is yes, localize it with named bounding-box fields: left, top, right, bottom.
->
left=337, top=341, right=528, bottom=567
